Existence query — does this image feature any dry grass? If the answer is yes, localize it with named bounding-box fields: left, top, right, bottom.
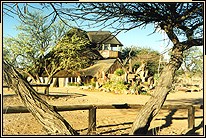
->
left=2, top=86, right=204, bottom=135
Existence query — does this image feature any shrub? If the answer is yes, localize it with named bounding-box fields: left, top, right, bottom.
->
left=114, top=68, right=125, bottom=76
left=67, top=82, right=79, bottom=86
left=102, top=80, right=127, bottom=93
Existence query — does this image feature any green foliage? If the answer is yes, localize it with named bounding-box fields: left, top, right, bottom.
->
left=50, top=27, right=92, bottom=72
left=3, top=11, right=70, bottom=82
left=121, top=46, right=140, bottom=60
left=174, top=46, right=203, bottom=77
left=183, top=46, right=203, bottom=74
left=175, top=69, right=184, bottom=76
left=137, top=48, right=160, bottom=76
left=132, top=62, right=141, bottom=70
left=89, top=78, right=96, bottom=87
left=135, top=85, right=151, bottom=95
left=153, top=73, right=159, bottom=81
left=3, top=11, right=93, bottom=83
left=122, top=47, right=161, bottom=76
left=114, top=68, right=125, bottom=76
left=102, top=80, right=127, bottom=93
left=67, top=82, right=79, bottom=86
left=146, top=60, right=159, bottom=76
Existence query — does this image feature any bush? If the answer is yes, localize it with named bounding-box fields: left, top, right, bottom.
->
left=102, top=80, right=127, bottom=93
left=114, top=68, right=125, bottom=76
left=67, top=82, right=79, bottom=86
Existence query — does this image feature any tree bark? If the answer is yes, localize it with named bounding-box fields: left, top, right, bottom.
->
left=129, top=45, right=184, bottom=135
left=3, top=61, right=78, bottom=135
left=129, top=58, right=133, bottom=73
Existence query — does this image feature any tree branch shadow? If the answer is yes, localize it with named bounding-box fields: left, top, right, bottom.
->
left=147, top=109, right=177, bottom=135
left=185, top=120, right=203, bottom=135
left=77, top=122, right=133, bottom=135
left=98, top=126, right=131, bottom=135
left=148, top=109, right=203, bottom=135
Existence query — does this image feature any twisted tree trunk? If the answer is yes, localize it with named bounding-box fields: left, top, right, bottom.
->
left=3, top=61, right=78, bottom=135
left=129, top=45, right=184, bottom=135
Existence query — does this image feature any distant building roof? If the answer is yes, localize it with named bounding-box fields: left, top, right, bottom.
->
left=80, top=58, right=122, bottom=77
left=53, top=59, right=122, bottom=78
left=87, top=31, right=123, bottom=46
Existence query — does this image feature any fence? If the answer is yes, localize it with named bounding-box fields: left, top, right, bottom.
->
left=3, top=103, right=203, bottom=134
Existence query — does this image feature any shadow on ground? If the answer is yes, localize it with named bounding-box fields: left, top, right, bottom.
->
left=76, top=108, right=203, bottom=135
left=185, top=120, right=204, bottom=135
left=77, top=122, right=133, bottom=135
left=147, top=108, right=203, bottom=135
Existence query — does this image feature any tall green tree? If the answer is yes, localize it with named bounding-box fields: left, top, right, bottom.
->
left=43, top=27, right=98, bottom=85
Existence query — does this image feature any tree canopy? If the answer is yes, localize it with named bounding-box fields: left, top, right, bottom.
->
left=121, top=46, right=161, bottom=76
left=3, top=11, right=101, bottom=84
left=3, top=11, right=67, bottom=81
left=44, top=27, right=98, bottom=78
left=176, top=46, right=203, bottom=76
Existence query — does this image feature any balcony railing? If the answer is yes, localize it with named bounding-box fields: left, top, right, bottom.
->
left=99, top=50, right=121, bottom=58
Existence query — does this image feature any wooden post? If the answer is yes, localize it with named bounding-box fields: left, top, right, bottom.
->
left=88, top=107, right=96, bottom=134
left=188, top=105, right=195, bottom=129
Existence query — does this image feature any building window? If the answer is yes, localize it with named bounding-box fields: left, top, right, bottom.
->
left=102, top=44, right=111, bottom=50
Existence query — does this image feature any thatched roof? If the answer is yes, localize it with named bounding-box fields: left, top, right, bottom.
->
left=83, top=48, right=103, bottom=60
left=87, top=31, right=123, bottom=46
left=52, top=70, right=81, bottom=78
left=47, top=59, right=122, bottom=78
left=80, top=59, right=120, bottom=77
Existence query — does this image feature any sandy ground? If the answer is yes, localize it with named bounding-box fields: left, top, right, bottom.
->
left=2, top=86, right=204, bottom=136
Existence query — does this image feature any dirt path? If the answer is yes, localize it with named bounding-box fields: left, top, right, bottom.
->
left=2, top=86, right=204, bottom=135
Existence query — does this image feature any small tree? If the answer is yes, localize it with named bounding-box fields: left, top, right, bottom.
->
left=3, top=11, right=69, bottom=83
left=114, top=68, right=125, bottom=76
left=132, top=47, right=160, bottom=76
left=43, top=27, right=101, bottom=85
